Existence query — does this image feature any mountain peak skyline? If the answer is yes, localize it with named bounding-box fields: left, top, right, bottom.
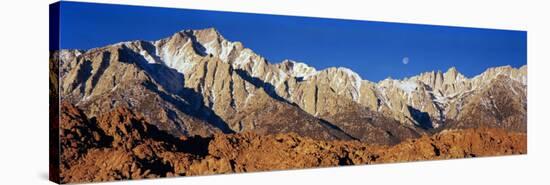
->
left=61, top=27, right=525, bottom=84
left=59, top=1, right=526, bottom=82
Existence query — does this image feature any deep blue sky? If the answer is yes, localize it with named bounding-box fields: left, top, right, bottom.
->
left=58, top=1, right=526, bottom=82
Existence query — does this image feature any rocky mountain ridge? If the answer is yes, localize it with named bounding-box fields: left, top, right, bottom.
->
left=54, top=27, right=527, bottom=145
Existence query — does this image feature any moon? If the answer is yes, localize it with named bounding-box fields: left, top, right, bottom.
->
left=402, top=57, right=409, bottom=65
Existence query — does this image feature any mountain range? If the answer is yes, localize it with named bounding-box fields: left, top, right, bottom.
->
left=51, top=27, right=527, bottom=183
left=55, top=27, right=527, bottom=145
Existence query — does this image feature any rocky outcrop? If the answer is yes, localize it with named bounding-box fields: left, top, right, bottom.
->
left=58, top=102, right=526, bottom=183
left=59, top=101, right=198, bottom=182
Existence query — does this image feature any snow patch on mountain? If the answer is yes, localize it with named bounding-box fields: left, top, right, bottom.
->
left=139, top=50, right=159, bottom=64
left=158, top=40, right=196, bottom=74
left=291, top=61, right=318, bottom=78
left=233, top=49, right=254, bottom=67
left=219, top=41, right=236, bottom=62
left=202, top=39, right=219, bottom=56
left=397, top=81, right=417, bottom=94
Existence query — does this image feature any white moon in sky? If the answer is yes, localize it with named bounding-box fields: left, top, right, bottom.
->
left=402, top=57, right=409, bottom=65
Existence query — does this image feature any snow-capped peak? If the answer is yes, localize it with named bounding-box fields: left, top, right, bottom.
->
left=279, top=59, right=318, bottom=78
left=338, top=67, right=362, bottom=81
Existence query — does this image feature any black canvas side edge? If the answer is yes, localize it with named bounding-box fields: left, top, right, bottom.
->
left=49, top=2, right=61, bottom=184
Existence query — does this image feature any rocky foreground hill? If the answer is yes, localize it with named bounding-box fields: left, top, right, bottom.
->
left=51, top=28, right=527, bottom=183
left=58, top=102, right=525, bottom=183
